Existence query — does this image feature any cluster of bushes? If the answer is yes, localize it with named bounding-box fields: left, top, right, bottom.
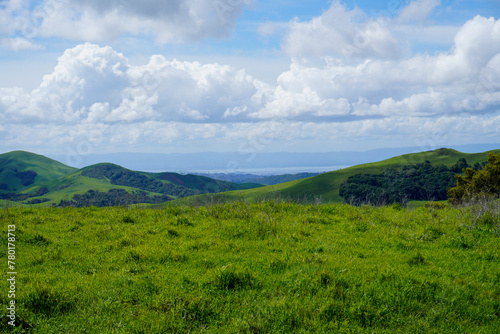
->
left=0, top=169, right=39, bottom=191
left=0, top=192, right=30, bottom=201
left=0, top=187, right=49, bottom=202
left=16, top=170, right=38, bottom=186
left=58, top=189, right=172, bottom=207
left=25, top=198, right=51, bottom=205
left=34, top=187, right=49, bottom=196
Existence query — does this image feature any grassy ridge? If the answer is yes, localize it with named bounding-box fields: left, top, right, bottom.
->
left=1, top=148, right=499, bottom=207
left=0, top=151, right=76, bottom=192
left=1, top=202, right=499, bottom=333
left=28, top=169, right=157, bottom=204
left=188, top=148, right=500, bottom=204
left=0, top=153, right=263, bottom=207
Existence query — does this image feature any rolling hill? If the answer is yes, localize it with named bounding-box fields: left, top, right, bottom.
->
left=2, top=148, right=498, bottom=207
left=192, top=172, right=321, bottom=185
left=174, top=148, right=500, bottom=205
left=0, top=152, right=262, bottom=207
left=0, top=151, right=77, bottom=192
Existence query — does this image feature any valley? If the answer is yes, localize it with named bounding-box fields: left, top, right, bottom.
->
left=1, top=148, right=499, bottom=208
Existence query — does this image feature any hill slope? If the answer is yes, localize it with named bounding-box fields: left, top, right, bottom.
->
left=0, top=151, right=76, bottom=192
left=0, top=152, right=263, bottom=207
left=176, top=148, right=500, bottom=205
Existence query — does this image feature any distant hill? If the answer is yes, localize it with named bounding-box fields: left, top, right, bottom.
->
left=76, top=163, right=259, bottom=196
left=3, top=148, right=499, bottom=207
left=0, top=152, right=262, bottom=207
left=244, top=172, right=322, bottom=185
left=173, top=148, right=500, bottom=205
left=47, top=143, right=500, bottom=171
left=194, top=172, right=321, bottom=185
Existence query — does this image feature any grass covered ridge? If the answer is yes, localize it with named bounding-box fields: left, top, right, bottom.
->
left=194, top=148, right=500, bottom=204
left=1, top=201, right=499, bottom=333
left=0, top=151, right=76, bottom=192
left=0, top=152, right=263, bottom=207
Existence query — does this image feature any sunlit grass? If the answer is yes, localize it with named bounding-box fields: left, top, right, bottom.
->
left=1, top=202, right=499, bottom=333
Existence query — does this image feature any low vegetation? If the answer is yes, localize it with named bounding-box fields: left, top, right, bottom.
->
left=1, top=200, right=499, bottom=333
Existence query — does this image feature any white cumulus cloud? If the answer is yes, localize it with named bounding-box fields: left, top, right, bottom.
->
left=0, top=0, right=252, bottom=46
left=259, top=14, right=500, bottom=122
left=0, top=2, right=500, bottom=154
left=0, top=43, right=269, bottom=126
left=283, top=1, right=403, bottom=63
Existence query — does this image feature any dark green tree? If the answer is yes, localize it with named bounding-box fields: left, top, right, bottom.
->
left=450, top=158, right=469, bottom=173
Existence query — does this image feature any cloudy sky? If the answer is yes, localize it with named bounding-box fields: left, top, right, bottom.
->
left=0, top=0, right=499, bottom=157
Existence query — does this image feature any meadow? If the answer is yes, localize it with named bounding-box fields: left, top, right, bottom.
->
left=1, top=200, right=499, bottom=333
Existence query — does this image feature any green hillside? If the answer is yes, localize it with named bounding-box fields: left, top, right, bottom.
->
left=2, top=148, right=498, bottom=207
left=0, top=153, right=263, bottom=207
left=27, top=167, right=157, bottom=205
left=177, top=148, right=500, bottom=205
left=0, top=151, right=76, bottom=192
left=153, top=172, right=262, bottom=192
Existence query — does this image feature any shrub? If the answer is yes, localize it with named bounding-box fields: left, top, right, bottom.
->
left=167, top=229, right=179, bottom=237
left=122, top=214, right=135, bottom=224
left=16, top=170, right=38, bottom=186
left=448, top=152, right=500, bottom=204
left=424, top=202, right=447, bottom=209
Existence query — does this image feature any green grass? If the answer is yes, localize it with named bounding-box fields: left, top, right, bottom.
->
left=1, top=201, right=499, bottom=333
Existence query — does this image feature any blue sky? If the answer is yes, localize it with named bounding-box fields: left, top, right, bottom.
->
left=0, top=0, right=499, bottom=158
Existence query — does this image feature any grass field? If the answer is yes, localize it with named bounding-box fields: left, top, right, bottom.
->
left=1, top=200, right=499, bottom=333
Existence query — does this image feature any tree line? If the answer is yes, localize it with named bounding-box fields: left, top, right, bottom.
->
left=339, top=157, right=495, bottom=205
left=58, top=189, right=172, bottom=207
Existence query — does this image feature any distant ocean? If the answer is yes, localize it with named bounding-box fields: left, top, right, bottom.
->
left=141, top=165, right=350, bottom=175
